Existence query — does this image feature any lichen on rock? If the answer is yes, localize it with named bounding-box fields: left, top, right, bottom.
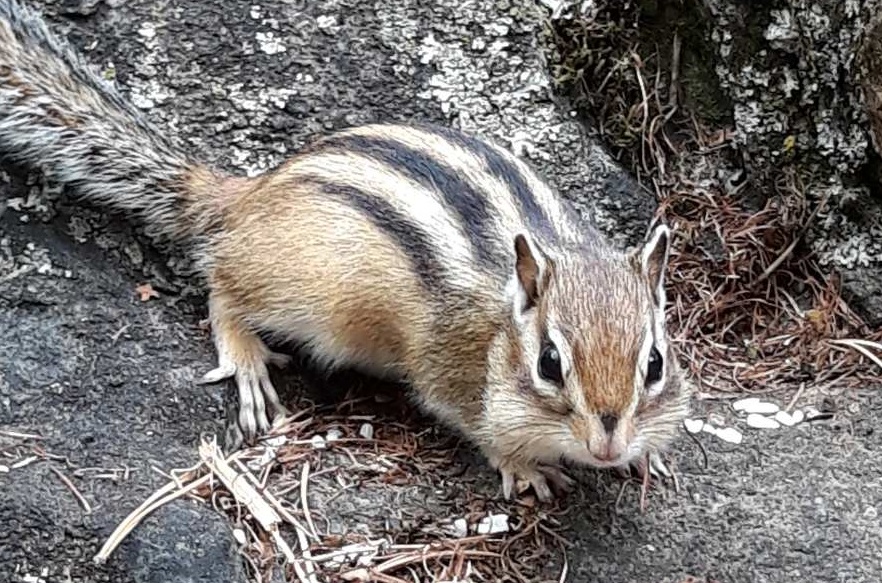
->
left=540, top=0, right=882, bottom=323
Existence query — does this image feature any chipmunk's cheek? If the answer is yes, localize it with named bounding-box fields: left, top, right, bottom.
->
left=567, top=417, right=590, bottom=444
left=621, top=419, right=643, bottom=457
left=623, top=418, right=638, bottom=443
left=564, top=418, right=595, bottom=461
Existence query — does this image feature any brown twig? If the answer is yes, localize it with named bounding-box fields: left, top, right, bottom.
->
left=49, top=465, right=92, bottom=514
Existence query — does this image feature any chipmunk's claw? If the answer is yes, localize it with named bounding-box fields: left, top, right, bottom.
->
left=199, top=362, right=237, bottom=384
left=647, top=450, right=673, bottom=480
left=631, top=451, right=675, bottom=483
left=499, top=463, right=574, bottom=502
left=199, top=350, right=290, bottom=386
left=616, top=451, right=674, bottom=483
left=619, top=450, right=680, bottom=511
left=199, top=350, right=291, bottom=444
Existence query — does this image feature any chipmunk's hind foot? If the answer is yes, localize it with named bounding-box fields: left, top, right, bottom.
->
left=199, top=309, right=292, bottom=445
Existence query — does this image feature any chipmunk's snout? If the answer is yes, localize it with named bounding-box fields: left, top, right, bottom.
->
left=588, top=437, right=625, bottom=463
left=584, top=411, right=635, bottom=465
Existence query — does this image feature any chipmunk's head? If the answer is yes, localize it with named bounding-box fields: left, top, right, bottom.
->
left=489, top=223, right=690, bottom=470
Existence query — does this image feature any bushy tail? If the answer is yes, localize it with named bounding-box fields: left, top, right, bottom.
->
left=0, top=0, right=226, bottom=243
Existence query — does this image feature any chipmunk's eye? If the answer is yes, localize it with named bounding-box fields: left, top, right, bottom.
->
left=538, top=341, right=563, bottom=385
left=646, top=345, right=663, bottom=386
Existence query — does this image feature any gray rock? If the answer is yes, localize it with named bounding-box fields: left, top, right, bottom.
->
left=4, top=2, right=881, bottom=583
left=702, top=0, right=882, bottom=324
left=0, top=195, right=244, bottom=582
left=539, top=0, right=882, bottom=324
left=118, top=502, right=247, bottom=583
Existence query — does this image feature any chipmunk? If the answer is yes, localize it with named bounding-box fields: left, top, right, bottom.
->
left=0, top=0, right=690, bottom=501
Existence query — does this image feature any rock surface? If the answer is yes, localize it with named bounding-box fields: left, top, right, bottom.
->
left=1, top=1, right=881, bottom=583
left=541, top=0, right=882, bottom=324
left=0, top=179, right=246, bottom=583
left=702, top=0, right=882, bottom=324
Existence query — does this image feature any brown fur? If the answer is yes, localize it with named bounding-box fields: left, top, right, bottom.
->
left=0, top=0, right=690, bottom=501
left=191, top=148, right=690, bottom=500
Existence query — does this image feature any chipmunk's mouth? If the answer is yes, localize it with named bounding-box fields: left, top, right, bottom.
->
left=570, top=438, right=645, bottom=469
left=569, top=449, right=627, bottom=469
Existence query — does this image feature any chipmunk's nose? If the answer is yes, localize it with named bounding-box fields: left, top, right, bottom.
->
left=592, top=443, right=621, bottom=463
left=600, top=413, right=618, bottom=434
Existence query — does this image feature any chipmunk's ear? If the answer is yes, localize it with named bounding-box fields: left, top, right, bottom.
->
left=633, top=222, right=671, bottom=306
left=510, top=232, right=551, bottom=318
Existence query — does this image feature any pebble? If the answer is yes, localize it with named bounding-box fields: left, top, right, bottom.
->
left=716, top=427, right=743, bottom=444
left=733, top=397, right=780, bottom=415
left=746, top=413, right=780, bottom=429
left=358, top=423, right=374, bottom=440
left=137, top=22, right=156, bottom=39
left=791, top=410, right=805, bottom=423
left=232, top=528, right=247, bottom=545
left=310, top=434, right=327, bottom=449
left=326, top=428, right=343, bottom=442
left=255, top=31, right=286, bottom=55
left=316, top=15, right=337, bottom=29
left=452, top=518, right=468, bottom=538
left=684, top=418, right=704, bottom=433
left=476, top=514, right=509, bottom=535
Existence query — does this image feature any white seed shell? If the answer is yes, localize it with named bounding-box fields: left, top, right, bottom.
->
left=732, top=397, right=759, bottom=411
left=715, top=427, right=743, bottom=444
left=684, top=418, right=705, bottom=434
left=803, top=406, right=820, bottom=420
left=775, top=411, right=798, bottom=426
left=746, top=413, right=780, bottom=429
left=734, top=398, right=779, bottom=415
left=264, top=435, right=287, bottom=448
left=791, top=410, right=805, bottom=423
left=749, top=402, right=780, bottom=415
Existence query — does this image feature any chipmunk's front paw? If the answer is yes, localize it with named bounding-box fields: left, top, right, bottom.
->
left=496, top=460, right=574, bottom=502
left=646, top=450, right=673, bottom=480
left=625, top=450, right=673, bottom=481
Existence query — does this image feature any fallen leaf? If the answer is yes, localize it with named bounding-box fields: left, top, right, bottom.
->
left=805, top=309, right=826, bottom=333
left=135, top=283, right=159, bottom=302
left=783, top=134, right=797, bottom=152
